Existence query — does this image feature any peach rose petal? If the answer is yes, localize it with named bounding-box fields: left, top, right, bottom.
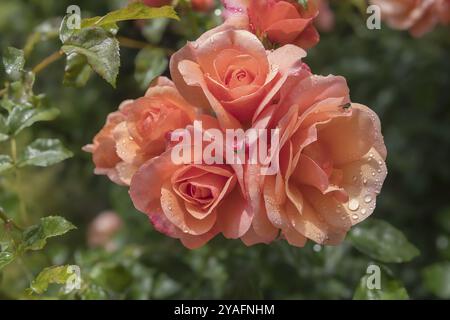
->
left=129, top=151, right=181, bottom=214
left=178, top=60, right=242, bottom=130
left=283, top=227, right=307, bottom=247
left=160, top=181, right=217, bottom=235
left=217, top=187, right=253, bottom=238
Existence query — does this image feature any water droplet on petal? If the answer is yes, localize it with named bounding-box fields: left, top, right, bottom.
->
left=348, top=199, right=359, bottom=211
left=364, top=195, right=372, bottom=203
left=352, top=214, right=359, bottom=220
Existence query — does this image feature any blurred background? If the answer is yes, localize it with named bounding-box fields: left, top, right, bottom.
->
left=0, top=0, right=449, bottom=299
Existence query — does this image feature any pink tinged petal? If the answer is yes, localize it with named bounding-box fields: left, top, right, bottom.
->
left=147, top=201, right=182, bottom=239
left=217, top=187, right=253, bottom=238
left=160, top=181, right=217, bottom=235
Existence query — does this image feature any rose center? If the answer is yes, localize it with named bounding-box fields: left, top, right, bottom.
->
left=224, top=68, right=254, bottom=88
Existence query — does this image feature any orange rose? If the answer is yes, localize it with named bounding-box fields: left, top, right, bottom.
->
left=83, top=77, right=196, bottom=185
left=222, top=0, right=320, bottom=49
left=170, top=27, right=307, bottom=128
left=129, top=117, right=252, bottom=248
left=242, top=74, right=387, bottom=246
left=371, top=0, right=449, bottom=37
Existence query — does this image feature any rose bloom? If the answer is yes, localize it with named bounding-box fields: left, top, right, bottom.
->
left=222, top=0, right=320, bottom=49
left=170, top=27, right=307, bottom=128
left=129, top=116, right=252, bottom=249
left=371, top=0, right=450, bottom=37
left=241, top=74, right=387, bottom=246
left=83, top=77, right=196, bottom=185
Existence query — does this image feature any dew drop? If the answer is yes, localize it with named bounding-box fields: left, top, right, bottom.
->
left=352, top=214, right=359, bottom=220
left=363, top=178, right=368, bottom=185
left=361, top=208, right=367, bottom=215
left=348, top=199, right=359, bottom=211
left=364, top=195, right=372, bottom=203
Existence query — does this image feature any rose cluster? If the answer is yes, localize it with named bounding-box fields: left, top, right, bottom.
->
left=85, top=0, right=388, bottom=249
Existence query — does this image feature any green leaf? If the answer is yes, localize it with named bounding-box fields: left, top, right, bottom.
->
left=63, top=53, right=92, bottom=87
left=18, top=138, right=73, bottom=168
left=134, top=47, right=167, bottom=91
left=61, top=27, right=120, bottom=87
left=6, top=104, right=59, bottom=135
left=348, top=219, right=420, bottom=263
left=27, top=265, right=80, bottom=295
left=0, top=251, right=15, bottom=270
left=59, top=16, right=118, bottom=44
left=2, top=47, right=25, bottom=81
left=423, top=262, right=450, bottom=299
left=353, top=266, right=409, bottom=300
left=81, top=3, right=179, bottom=28
left=0, top=155, right=13, bottom=174
left=22, top=216, right=76, bottom=251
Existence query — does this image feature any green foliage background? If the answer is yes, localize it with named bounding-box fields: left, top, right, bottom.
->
left=0, top=0, right=449, bottom=299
